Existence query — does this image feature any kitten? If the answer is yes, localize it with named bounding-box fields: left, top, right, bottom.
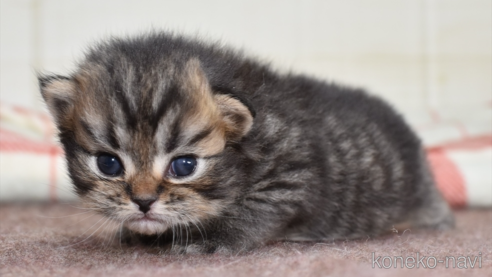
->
left=39, top=32, right=454, bottom=254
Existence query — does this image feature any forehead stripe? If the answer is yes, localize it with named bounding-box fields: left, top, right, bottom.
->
left=79, top=118, right=121, bottom=150
left=150, top=83, right=181, bottom=133
left=165, top=117, right=182, bottom=153
left=79, top=119, right=98, bottom=142
left=186, top=126, right=214, bottom=147
left=112, top=80, right=138, bottom=128
left=105, top=119, right=120, bottom=149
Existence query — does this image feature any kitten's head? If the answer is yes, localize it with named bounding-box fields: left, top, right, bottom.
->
left=39, top=48, right=254, bottom=234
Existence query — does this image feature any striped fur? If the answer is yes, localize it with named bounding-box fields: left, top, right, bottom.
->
left=39, top=32, right=454, bottom=254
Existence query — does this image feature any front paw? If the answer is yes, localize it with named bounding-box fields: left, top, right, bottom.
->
left=165, top=241, right=219, bottom=254
left=166, top=241, right=251, bottom=255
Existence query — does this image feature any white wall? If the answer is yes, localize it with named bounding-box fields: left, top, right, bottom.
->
left=0, top=0, right=491, bottom=202
left=1, top=0, right=490, bottom=126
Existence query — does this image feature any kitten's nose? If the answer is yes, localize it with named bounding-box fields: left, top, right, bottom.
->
left=132, top=197, right=157, bottom=213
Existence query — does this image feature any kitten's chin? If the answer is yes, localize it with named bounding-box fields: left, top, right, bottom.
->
left=124, top=218, right=169, bottom=235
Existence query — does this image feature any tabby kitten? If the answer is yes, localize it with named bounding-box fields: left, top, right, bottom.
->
left=39, top=32, right=454, bottom=254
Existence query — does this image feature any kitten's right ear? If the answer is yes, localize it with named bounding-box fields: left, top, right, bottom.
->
left=38, top=74, right=76, bottom=126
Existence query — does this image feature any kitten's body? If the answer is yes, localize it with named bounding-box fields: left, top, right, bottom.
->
left=39, top=33, right=453, bottom=253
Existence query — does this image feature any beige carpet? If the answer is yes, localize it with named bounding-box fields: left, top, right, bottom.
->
left=1, top=203, right=490, bottom=277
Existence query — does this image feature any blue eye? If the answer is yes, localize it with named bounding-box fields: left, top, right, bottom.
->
left=169, top=156, right=197, bottom=177
left=97, top=154, right=123, bottom=176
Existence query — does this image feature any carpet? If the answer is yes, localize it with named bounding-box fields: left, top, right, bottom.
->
left=1, top=203, right=490, bottom=277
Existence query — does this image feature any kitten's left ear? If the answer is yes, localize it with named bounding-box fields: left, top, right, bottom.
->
left=213, top=94, right=254, bottom=141
left=38, top=74, right=76, bottom=127
left=184, top=59, right=254, bottom=142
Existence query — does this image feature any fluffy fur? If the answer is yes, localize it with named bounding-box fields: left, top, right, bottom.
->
left=38, top=32, right=454, bottom=254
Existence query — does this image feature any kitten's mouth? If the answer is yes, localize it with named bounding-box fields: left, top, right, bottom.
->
left=135, top=215, right=157, bottom=222
left=124, top=214, right=169, bottom=235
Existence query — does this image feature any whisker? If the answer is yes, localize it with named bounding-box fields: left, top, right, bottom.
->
left=102, top=219, right=118, bottom=249
left=180, top=215, right=189, bottom=248
left=179, top=222, right=183, bottom=247
left=61, top=217, right=111, bottom=248
left=185, top=214, right=205, bottom=244
left=72, top=216, right=106, bottom=239
left=61, top=212, right=99, bottom=230
left=46, top=183, right=77, bottom=197
left=171, top=220, right=176, bottom=250
left=61, top=203, right=102, bottom=210
left=185, top=221, right=190, bottom=248
left=35, top=210, right=93, bottom=219
left=196, top=217, right=208, bottom=241
left=111, top=221, right=121, bottom=246
left=149, top=228, right=165, bottom=248
left=119, top=222, right=124, bottom=249
left=201, top=211, right=247, bottom=220
left=85, top=217, right=113, bottom=248
left=118, top=214, right=132, bottom=248
left=113, top=219, right=125, bottom=246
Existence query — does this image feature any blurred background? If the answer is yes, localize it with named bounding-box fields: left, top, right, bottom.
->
left=0, top=0, right=490, bottom=206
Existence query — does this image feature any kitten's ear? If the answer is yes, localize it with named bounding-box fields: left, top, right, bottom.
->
left=38, top=74, right=76, bottom=126
left=214, top=94, right=254, bottom=141
left=184, top=59, right=254, bottom=141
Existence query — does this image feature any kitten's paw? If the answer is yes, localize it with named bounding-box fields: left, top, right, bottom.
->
left=184, top=243, right=219, bottom=254
left=163, top=244, right=206, bottom=254
left=428, top=211, right=455, bottom=230
left=166, top=241, right=249, bottom=255
left=410, top=188, right=456, bottom=231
